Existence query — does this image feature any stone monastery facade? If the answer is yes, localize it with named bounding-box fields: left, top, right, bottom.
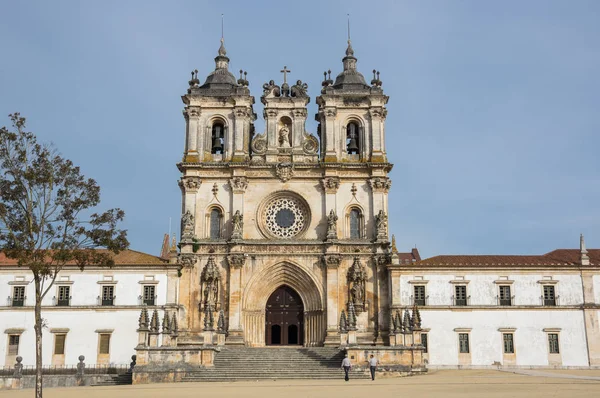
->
left=1, top=39, right=600, bottom=370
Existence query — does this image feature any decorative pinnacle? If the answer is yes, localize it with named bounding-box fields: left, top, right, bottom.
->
left=345, top=40, right=354, bottom=57
left=218, top=38, right=227, bottom=56
left=280, top=65, right=291, bottom=84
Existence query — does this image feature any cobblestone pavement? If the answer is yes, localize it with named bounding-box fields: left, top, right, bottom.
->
left=2, top=370, right=600, bottom=398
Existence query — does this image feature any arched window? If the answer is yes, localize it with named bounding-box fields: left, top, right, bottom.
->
left=209, top=209, right=222, bottom=239
left=211, top=122, right=224, bottom=154
left=346, top=122, right=360, bottom=154
left=349, top=208, right=362, bottom=239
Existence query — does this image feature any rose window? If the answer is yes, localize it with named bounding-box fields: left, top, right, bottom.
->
left=264, top=196, right=308, bottom=239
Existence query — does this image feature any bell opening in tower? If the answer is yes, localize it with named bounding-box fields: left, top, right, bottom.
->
left=211, top=122, right=224, bottom=154
left=346, top=122, right=359, bottom=154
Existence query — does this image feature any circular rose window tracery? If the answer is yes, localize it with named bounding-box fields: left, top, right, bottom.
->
left=262, top=195, right=309, bottom=239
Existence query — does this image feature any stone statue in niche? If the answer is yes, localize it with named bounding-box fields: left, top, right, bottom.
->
left=326, top=209, right=338, bottom=240
left=201, top=256, right=221, bottom=309
left=347, top=256, right=367, bottom=313
left=279, top=125, right=291, bottom=147
left=375, top=209, right=388, bottom=240
left=181, top=210, right=194, bottom=239
left=231, top=210, right=243, bottom=240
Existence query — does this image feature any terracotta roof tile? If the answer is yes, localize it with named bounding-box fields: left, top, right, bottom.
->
left=414, top=249, right=600, bottom=267
left=0, top=249, right=166, bottom=266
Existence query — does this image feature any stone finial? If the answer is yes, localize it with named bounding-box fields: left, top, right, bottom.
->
left=412, top=304, right=422, bottom=329
left=204, top=304, right=215, bottom=331
left=13, top=356, right=23, bottom=378
left=138, top=308, right=149, bottom=331
left=389, top=310, right=396, bottom=335
left=129, top=355, right=137, bottom=372
left=391, top=235, right=398, bottom=253
left=581, top=233, right=590, bottom=266
left=150, top=309, right=159, bottom=332
left=339, top=310, right=348, bottom=332
left=403, top=309, right=411, bottom=333
left=347, top=302, right=357, bottom=330
left=162, top=311, right=171, bottom=334
left=395, top=310, right=402, bottom=333
left=170, top=313, right=179, bottom=335
left=217, top=310, right=226, bottom=333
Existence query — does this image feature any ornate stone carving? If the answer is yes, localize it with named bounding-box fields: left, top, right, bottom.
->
left=183, top=107, right=200, bottom=119
left=323, top=254, right=342, bottom=269
left=347, top=256, right=367, bottom=313
left=178, top=253, right=196, bottom=268
left=351, top=183, right=357, bottom=197
left=375, top=210, right=388, bottom=240
left=369, top=177, right=392, bottom=192
left=262, top=80, right=281, bottom=97
left=251, top=132, right=267, bottom=155
left=180, top=177, right=201, bottom=192
left=325, top=108, right=337, bottom=118
left=291, top=80, right=309, bottom=98
left=212, top=183, right=219, bottom=196
left=278, top=126, right=291, bottom=147
left=375, top=254, right=391, bottom=267
left=339, top=310, right=348, bottom=332
left=263, top=195, right=308, bottom=239
left=369, top=107, right=384, bottom=118
left=293, top=108, right=308, bottom=118
left=181, top=210, right=195, bottom=240
left=275, top=163, right=294, bottom=182
left=201, top=256, right=221, bottom=309
left=234, top=107, right=250, bottom=118
left=302, top=132, right=319, bottom=155
left=326, top=210, right=338, bottom=241
left=227, top=254, right=246, bottom=269
left=229, top=177, right=248, bottom=193
left=231, top=210, right=243, bottom=240
left=321, top=177, right=340, bottom=193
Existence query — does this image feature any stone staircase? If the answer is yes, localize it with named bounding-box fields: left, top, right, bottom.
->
left=91, top=372, right=133, bottom=386
left=181, top=347, right=370, bottom=382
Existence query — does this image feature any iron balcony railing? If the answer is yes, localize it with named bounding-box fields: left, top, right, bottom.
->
left=496, top=295, right=515, bottom=306
left=541, top=295, right=560, bottom=306
left=8, top=296, right=26, bottom=307
left=451, top=295, right=471, bottom=306
left=53, top=296, right=72, bottom=307
left=97, top=296, right=116, bottom=306
left=409, top=295, right=429, bottom=306
left=138, top=295, right=157, bottom=306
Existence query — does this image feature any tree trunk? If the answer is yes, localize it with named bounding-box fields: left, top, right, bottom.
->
left=34, top=276, right=43, bottom=398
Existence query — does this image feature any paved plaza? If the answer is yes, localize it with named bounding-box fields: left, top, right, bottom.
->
left=2, top=370, right=600, bottom=398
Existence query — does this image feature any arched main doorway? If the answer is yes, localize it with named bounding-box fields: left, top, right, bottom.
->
left=265, top=285, right=304, bottom=346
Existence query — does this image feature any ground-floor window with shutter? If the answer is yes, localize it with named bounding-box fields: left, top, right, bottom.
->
left=97, top=332, right=112, bottom=364
left=8, top=335, right=19, bottom=356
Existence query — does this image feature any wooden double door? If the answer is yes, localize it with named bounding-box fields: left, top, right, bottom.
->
left=265, top=285, right=304, bottom=345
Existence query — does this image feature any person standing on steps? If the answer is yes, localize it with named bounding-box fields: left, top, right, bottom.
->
left=341, top=353, right=352, bottom=381
left=368, top=354, right=378, bottom=381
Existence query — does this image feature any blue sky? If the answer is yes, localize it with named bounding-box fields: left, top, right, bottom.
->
left=1, top=1, right=598, bottom=258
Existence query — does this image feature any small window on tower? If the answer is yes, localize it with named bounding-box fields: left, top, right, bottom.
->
left=210, top=209, right=222, bottom=240
left=211, top=122, right=224, bottom=154
left=349, top=208, right=362, bottom=239
left=346, top=122, right=359, bottom=154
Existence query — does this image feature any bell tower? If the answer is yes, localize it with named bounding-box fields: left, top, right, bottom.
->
left=181, top=39, right=255, bottom=164
left=250, top=68, right=319, bottom=163
left=316, top=40, right=388, bottom=163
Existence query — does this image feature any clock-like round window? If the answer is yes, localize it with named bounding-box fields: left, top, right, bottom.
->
left=262, top=194, right=309, bottom=239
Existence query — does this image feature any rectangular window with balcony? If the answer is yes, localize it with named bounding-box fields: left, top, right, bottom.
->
left=57, top=286, right=70, bottom=306
left=421, top=333, right=428, bottom=353
left=12, top=286, right=25, bottom=307
left=503, top=333, right=514, bottom=354
left=414, top=285, right=426, bottom=306
left=543, top=286, right=556, bottom=306
left=102, top=286, right=114, bottom=306
left=455, top=285, right=467, bottom=306
left=99, top=334, right=111, bottom=354
left=143, top=285, right=155, bottom=306
left=54, top=334, right=66, bottom=355
left=458, top=333, right=470, bottom=353
left=548, top=333, right=560, bottom=354
left=499, top=285, right=512, bottom=306
left=8, top=335, right=20, bottom=356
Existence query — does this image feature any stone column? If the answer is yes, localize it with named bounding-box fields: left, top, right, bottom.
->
left=183, top=107, right=201, bottom=162
left=323, top=254, right=342, bottom=346
left=232, top=107, right=248, bottom=161
left=369, top=107, right=386, bottom=162
left=582, top=271, right=600, bottom=365
left=322, top=108, right=338, bottom=162
left=226, top=254, right=246, bottom=345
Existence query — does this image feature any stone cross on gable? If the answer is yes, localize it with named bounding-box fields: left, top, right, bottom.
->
left=280, top=66, right=291, bottom=84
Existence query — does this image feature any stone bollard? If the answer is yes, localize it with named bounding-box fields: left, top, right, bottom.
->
left=76, top=355, right=85, bottom=386
left=11, top=356, right=23, bottom=390
left=129, top=355, right=137, bottom=373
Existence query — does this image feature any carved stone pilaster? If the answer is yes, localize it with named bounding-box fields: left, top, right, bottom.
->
left=369, top=107, right=384, bottom=119
left=183, top=107, right=201, bottom=119
left=229, top=177, right=248, bottom=193
left=178, top=253, right=197, bottom=268
left=321, top=177, right=340, bottom=194
left=323, top=254, right=342, bottom=269
left=325, top=108, right=337, bottom=118
left=368, top=177, right=392, bottom=193
left=179, top=177, right=201, bottom=192
left=347, top=257, right=366, bottom=313
left=227, top=254, right=246, bottom=269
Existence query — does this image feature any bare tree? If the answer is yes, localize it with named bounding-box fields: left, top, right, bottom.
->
left=0, top=113, right=129, bottom=398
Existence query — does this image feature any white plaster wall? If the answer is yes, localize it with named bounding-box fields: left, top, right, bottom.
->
left=0, top=271, right=167, bottom=307
left=593, top=275, right=600, bottom=304
left=422, top=309, right=589, bottom=367
left=0, top=309, right=141, bottom=366
left=400, top=273, right=584, bottom=306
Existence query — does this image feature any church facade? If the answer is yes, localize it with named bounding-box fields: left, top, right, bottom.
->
left=1, top=39, right=600, bottom=373
left=177, top=38, right=395, bottom=348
